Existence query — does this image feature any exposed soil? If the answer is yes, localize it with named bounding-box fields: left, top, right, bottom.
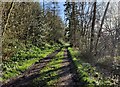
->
left=2, top=48, right=61, bottom=87
left=56, top=48, right=80, bottom=87
left=2, top=47, right=81, bottom=87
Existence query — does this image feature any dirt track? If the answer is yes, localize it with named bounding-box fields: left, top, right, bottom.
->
left=2, top=48, right=61, bottom=87
left=56, top=48, right=80, bottom=87
left=2, top=48, right=80, bottom=87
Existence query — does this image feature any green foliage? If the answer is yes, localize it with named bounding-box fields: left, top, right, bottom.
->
left=31, top=49, right=64, bottom=86
left=2, top=45, right=57, bottom=81
left=2, top=2, right=64, bottom=83
left=68, top=47, right=112, bottom=86
left=2, top=2, right=64, bottom=60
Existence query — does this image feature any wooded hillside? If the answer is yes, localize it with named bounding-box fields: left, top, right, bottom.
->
left=1, top=0, right=120, bottom=86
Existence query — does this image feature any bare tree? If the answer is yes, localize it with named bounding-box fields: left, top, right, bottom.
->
left=94, top=1, right=110, bottom=55
left=90, top=1, right=96, bottom=53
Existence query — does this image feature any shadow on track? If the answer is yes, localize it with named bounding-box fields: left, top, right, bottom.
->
left=2, top=48, right=62, bottom=87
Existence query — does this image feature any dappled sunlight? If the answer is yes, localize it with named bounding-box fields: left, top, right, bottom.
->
left=1, top=1, right=120, bottom=87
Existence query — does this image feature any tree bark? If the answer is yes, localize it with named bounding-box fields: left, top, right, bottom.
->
left=90, top=1, right=96, bottom=52
left=94, top=1, right=110, bottom=55
left=2, top=2, right=14, bottom=36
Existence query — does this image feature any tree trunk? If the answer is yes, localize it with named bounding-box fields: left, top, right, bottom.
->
left=94, top=1, right=110, bottom=55
left=90, top=1, right=96, bottom=52
left=2, top=2, right=14, bottom=36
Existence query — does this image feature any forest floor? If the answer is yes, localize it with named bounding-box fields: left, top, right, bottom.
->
left=2, top=48, right=62, bottom=87
left=2, top=47, right=118, bottom=87
left=55, top=48, right=80, bottom=87
left=2, top=48, right=80, bottom=87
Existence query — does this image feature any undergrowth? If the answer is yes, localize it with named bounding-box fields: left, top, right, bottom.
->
left=2, top=44, right=60, bottom=82
left=31, top=49, right=64, bottom=87
left=68, top=47, right=112, bottom=86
